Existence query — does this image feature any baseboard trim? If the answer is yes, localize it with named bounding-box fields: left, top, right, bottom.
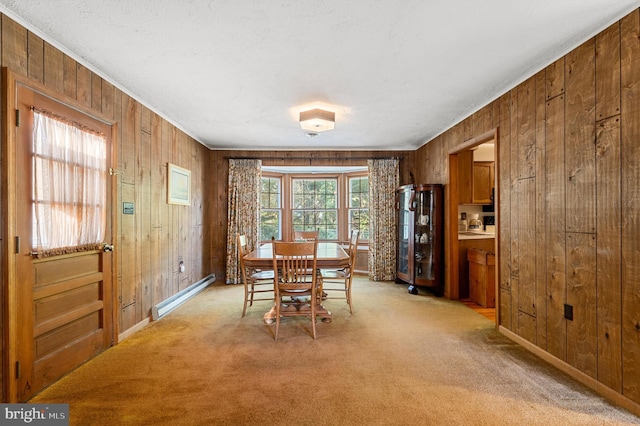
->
left=151, top=273, right=216, bottom=320
left=499, top=326, right=640, bottom=418
left=119, top=317, right=150, bottom=342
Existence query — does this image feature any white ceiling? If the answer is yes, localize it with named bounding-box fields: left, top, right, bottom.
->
left=0, top=1, right=637, bottom=151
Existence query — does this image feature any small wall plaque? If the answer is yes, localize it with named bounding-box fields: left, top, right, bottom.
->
left=123, top=202, right=135, bottom=215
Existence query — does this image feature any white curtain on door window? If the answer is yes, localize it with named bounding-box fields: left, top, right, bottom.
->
left=32, top=109, right=107, bottom=257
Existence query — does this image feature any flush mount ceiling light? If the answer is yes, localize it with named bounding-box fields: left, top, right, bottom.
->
left=299, top=108, right=335, bottom=133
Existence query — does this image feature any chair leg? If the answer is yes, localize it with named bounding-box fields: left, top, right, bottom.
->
left=274, top=299, right=281, bottom=341
left=249, top=282, right=255, bottom=306
left=310, top=301, right=317, bottom=340
left=242, top=282, right=249, bottom=317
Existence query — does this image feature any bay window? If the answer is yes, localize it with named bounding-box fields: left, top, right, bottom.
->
left=260, top=169, right=368, bottom=243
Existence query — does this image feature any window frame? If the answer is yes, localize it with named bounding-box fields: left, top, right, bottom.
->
left=259, top=175, right=283, bottom=241
left=260, top=170, right=368, bottom=244
left=347, top=173, right=370, bottom=241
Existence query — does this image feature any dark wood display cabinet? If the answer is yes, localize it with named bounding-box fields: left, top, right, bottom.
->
left=395, top=184, right=444, bottom=295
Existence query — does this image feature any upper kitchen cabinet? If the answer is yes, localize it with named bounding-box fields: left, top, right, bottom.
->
left=458, top=144, right=495, bottom=205
left=473, top=161, right=494, bottom=204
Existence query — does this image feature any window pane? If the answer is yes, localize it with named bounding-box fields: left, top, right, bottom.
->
left=260, top=193, right=270, bottom=207
left=260, top=210, right=281, bottom=240
left=348, top=176, right=369, bottom=240
left=291, top=177, right=339, bottom=241
left=260, top=177, right=282, bottom=240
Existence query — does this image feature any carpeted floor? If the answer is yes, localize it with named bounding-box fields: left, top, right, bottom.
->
left=31, top=277, right=640, bottom=425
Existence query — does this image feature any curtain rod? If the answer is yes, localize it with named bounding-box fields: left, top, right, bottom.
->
left=223, top=156, right=402, bottom=160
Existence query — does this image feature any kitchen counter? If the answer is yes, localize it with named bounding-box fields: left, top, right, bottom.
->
left=458, top=231, right=495, bottom=240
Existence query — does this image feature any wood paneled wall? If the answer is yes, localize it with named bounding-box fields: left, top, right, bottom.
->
left=206, top=150, right=415, bottom=280
left=3, top=4, right=636, bottom=410
left=414, top=9, right=640, bottom=407
left=0, top=13, right=212, bottom=395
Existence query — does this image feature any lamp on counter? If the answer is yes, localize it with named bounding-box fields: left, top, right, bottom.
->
left=299, top=108, right=335, bottom=133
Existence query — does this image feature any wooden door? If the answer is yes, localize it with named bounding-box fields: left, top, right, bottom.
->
left=6, top=74, right=115, bottom=402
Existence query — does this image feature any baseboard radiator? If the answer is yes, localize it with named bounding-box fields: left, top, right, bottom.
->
left=152, top=273, right=216, bottom=320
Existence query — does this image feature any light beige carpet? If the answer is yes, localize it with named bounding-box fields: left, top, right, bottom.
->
left=31, top=277, right=640, bottom=425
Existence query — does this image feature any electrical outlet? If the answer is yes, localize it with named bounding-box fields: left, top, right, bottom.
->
left=564, top=303, right=573, bottom=321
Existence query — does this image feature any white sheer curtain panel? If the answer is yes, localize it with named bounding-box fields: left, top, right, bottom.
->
left=32, top=109, right=107, bottom=257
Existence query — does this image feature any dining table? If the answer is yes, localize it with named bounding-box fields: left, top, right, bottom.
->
left=242, top=242, right=350, bottom=323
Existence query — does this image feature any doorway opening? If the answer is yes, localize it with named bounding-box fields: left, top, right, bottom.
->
left=447, top=129, right=498, bottom=325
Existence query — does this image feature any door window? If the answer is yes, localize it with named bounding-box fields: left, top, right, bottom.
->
left=31, top=109, right=107, bottom=256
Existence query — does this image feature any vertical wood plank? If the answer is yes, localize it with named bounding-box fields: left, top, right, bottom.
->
left=546, top=57, right=565, bottom=100
left=171, top=128, right=181, bottom=293
left=449, top=122, right=464, bottom=150
left=565, top=38, right=596, bottom=234
left=43, top=42, right=63, bottom=93
left=620, top=8, right=640, bottom=404
left=119, top=94, right=137, bottom=331
left=516, top=178, right=536, bottom=317
left=566, top=232, right=597, bottom=378
left=472, top=101, right=495, bottom=136
left=595, top=22, right=621, bottom=121
left=509, top=91, right=520, bottom=328
left=179, top=133, right=190, bottom=290
left=544, top=57, right=567, bottom=354
left=535, top=70, right=548, bottom=349
left=498, top=92, right=512, bottom=329
left=120, top=182, right=137, bottom=331
left=91, top=73, right=102, bottom=112
left=215, top=150, right=229, bottom=279
left=138, top=124, right=152, bottom=319
left=414, top=140, right=426, bottom=184
left=517, top=310, right=537, bottom=344
left=141, top=105, right=151, bottom=135
left=516, top=76, right=536, bottom=179
left=462, top=116, right=473, bottom=141
left=191, top=143, right=204, bottom=280
left=121, top=94, right=136, bottom=185
left=2, top=15, right=27, bottom=75
left=130, top=98, right=143, bottom=322
left=161, top=118, right=173, bottom=301
left=62, top=54, right=77, bottom=99
left=436, top=136, right=445, bottom=182
left=112, top=87, right=122, bottom=337
left=150, top=113, right=163, bottom=306
left=76, top=63, right=91, bottom=107
left=545, top=93, right=567, bottom=361
left=596, top=116, right=622, bottom=391
left=101, top=80, right=115, bottom=120
left=27, top=31, right=43, bottom=83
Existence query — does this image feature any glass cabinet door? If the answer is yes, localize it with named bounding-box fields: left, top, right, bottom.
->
left=414, top=189, right=435, bottom=281
left=396, top=185, right=414, bottom=282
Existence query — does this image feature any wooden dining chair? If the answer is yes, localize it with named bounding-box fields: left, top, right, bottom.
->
left=320, top=230, right=359, bottom=314
left=271, top=238, right=319, bottom=340
left=237, top=234, right=274, bottom=317
left=293, top=230, right=319, bottom=241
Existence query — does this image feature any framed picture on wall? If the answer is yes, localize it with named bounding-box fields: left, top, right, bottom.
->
left=167, top=163, right=191, bottom=206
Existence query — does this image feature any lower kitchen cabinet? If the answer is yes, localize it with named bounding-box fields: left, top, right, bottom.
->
left=467, top=248, right=495, bottom=308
